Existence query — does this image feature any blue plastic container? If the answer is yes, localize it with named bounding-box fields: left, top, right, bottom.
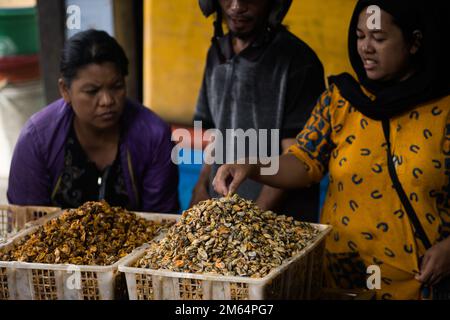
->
left=177, top=149, right=203, bottom=212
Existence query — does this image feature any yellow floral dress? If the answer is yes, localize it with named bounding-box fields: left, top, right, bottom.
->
left=288, top=84, right=450, bottom=299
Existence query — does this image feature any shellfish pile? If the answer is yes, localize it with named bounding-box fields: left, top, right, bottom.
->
left=137, top=194, right=319, bottom=278
left=0, top=201, right=173, bottom=265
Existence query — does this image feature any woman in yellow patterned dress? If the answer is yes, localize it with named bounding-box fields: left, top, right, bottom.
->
left=212, top=0, right=449, bottom=299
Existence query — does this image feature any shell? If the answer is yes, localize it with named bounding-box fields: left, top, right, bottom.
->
left=136, top=194, right=319, bottom=278
left=0, top=201, right=173, bottom=265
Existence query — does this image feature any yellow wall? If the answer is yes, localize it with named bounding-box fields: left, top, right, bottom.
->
left=144, top=0, right=357, bottom=125
left=285, top=0, right=356, bottom=77
left=0, top=0, right=35, bottom=8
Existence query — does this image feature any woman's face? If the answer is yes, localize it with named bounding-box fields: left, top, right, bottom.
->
left=356, top=8, right=419, bottom=82
left=59, top=62, right=126, bottom=131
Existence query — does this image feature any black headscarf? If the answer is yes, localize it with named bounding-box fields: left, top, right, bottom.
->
left=329, top=0, right=450, bottom=120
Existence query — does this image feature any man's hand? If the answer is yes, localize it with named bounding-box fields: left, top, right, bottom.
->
left=189, top=180, right=210, bottom=207
left=416, top=237, right=450, bottom=286
left=189, top=164, right=212, bottom=207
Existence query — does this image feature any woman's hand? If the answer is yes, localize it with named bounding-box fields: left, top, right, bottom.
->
left=212, top=154, right=313, bottom=196
left=212, top=163, right=257, bottom=196
left=416, top=237, right=450, bottom=286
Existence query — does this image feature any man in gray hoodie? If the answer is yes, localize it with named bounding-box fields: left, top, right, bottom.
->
left=192, top=0, right=325, bottom=221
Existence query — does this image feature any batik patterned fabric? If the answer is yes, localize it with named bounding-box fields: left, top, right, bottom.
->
left=51, top=124, right=129, bottom=209
left=288, top=84, right=450, bottom=299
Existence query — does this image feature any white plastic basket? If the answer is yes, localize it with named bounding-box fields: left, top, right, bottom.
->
left=0, top=211, right=179, bottom=300
left=0, top=205, right=61, bottom=244
left=119, top=223, right=332, bottom=300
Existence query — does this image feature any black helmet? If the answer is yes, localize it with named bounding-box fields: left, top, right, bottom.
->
left=198, top=0, right=293, bottom=28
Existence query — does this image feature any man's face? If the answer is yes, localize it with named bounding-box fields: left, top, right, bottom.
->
left=219, top=0, right=272, bottom=39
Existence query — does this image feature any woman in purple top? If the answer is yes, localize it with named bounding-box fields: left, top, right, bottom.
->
left=7, top=29, right=179, bottom=213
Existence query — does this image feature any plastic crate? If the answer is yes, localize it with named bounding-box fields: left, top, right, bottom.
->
left=0, top=211, right=179, bottom=300
left=119, top=223, right=332, bottom=300
left=0, top=205, right=61, bottom=244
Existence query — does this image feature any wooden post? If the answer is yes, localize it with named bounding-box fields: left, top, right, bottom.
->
left=113, top=0, right=143, bottom=103
left=36, top=0, right=65, bottom=104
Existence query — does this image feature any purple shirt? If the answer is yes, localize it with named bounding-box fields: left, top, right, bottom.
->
left=7, top=98, right=179, bottom=213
